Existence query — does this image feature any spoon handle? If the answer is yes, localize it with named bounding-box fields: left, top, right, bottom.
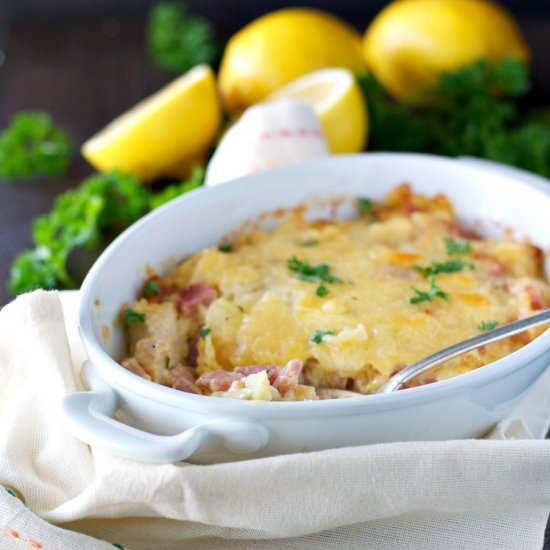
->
left=378, top=308, right=550, bottom=393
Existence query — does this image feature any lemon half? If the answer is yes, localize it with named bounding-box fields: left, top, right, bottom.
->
left=82, top=65, right=222, bottom=182
left=268, top=68, right=368, bottom=154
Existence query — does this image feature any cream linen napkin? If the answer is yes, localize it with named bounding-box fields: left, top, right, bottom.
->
left=2, top=290, right=550, bottom=550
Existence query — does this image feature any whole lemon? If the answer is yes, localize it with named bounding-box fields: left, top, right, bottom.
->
left=363, top=0, right=529, bottom=101
left=219, top=8, right=366, bottom=115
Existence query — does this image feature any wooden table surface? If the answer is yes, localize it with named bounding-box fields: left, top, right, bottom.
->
left=1, top=4, right=550, bottom=546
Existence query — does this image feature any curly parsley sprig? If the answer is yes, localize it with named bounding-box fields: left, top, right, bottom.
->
left=287, top=255, right=343, bottom=297
left=415, top=259, right=475, bottom=277
left=8, top=168, right=205, bottom=295
left=358, top=58, right=550, bottom=178
left=410, top=274, right=449, bottom=304
left=445, top=237, right=472, bottom=256
left=0, top=111, right=72, bottom=182
left=310, top=329, right=335, bottom=344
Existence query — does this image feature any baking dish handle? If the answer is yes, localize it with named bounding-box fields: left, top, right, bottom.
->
left=61, top=361, right=270, bottom=463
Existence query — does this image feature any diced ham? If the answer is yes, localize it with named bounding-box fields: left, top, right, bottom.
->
left=234, top=365, right=281, bottom=384
left=401, top=202, right=419, bottom=215
left=273, top=359, right=303, bottom=396
left=186, top=333, right=200, bottom=368
left=196, top=370, right=243, bottom=393
left=511, top=331, right=532, bottom=346
left=169, top=365, right=201, bottom=394
left=121, top=357, right=152, bottom=381
left=177, top=283, right=218, bottom=316
left=389, top=364, right=406, bottom=377
left=525, top=283, right=547, bottom=310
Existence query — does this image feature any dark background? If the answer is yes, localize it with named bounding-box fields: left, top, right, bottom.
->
left=1, top=1, right=550, bottom=547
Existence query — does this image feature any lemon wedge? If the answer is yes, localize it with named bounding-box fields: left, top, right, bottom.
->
left=81, top=65, right=222, bottom=182
left=268, top=68, right=368, bottom=154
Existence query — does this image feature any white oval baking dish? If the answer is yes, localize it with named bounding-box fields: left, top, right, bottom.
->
left=62, top=153, right=550, bottom=464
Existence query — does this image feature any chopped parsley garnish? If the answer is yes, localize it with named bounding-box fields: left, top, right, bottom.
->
left=311, top=329, right=336, bottom=344
left=218, top=243, right=233, bottom=253
left=445, top=237, right=472, bottom=255
left=124, top=308, right=145, bottom=325
left=144, top=279, right=161, bottom=298
left=287, top=255, right=343, bottom=285
left=237, top=305, right=244, bottom=313
left=316, top=284, right=329, bottom=297
left=164, top=356, right=172, bottom=370
left=358, top=197, right=373, bottom=215
left=479, top=320, right=499, bottom=331
left=199, top=327, right=211, bottom=338
left=410, top=275, right=449, bottom=304
left=415, top=259, right=475, bottom=277
left=300, top=239, right=319, bottom=247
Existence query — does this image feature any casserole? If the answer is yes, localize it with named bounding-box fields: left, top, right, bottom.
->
left=62, top=153, right=550, bottom=463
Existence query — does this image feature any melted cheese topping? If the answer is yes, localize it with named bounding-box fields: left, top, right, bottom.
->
left=122, top=185, right=550, bottom=397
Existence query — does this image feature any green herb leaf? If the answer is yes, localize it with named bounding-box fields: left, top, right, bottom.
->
left=287, top=256, right=343, bottom=286
left=444, top=237, right=472, bottom=256
left=148, top=165, right=204, bottom=209
left=8, top=167, right=204, bottom=295
left=300, top=239, right=319, bottom=247
left=358, top=58, right=550, bottom=178
left=8, top=171, right=150, bottom=294
left=316, top=284, right=329, bottom=297
left=124, top=308, right=146, bottom=325
left=0, top=111, right=72, bottom=182
left=218, top=243, right=233, bottom=253
left=410, top=275, right=449, bottom=304
left=147, top=2, right=220, bottom=73
left=415, top=259, right=475, bottom=277
left=310, top=329, right=336, bottom=344
left=358, top=197, right=373, bottom=215
left=199, top=327, right=211, bottom=338
left=144, top=280, right=161, bottom=297
left=479, top=320, right=499, bottom=331
left=164, top=356, right=172, bottom=370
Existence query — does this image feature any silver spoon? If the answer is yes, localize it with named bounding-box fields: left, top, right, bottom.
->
left=378, top=308, right=550, bottom=393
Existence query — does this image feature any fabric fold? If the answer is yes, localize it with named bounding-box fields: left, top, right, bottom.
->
left=1, top=290, right=550, bottom=550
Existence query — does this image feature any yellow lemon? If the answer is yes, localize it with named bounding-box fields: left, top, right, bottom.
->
left=268, top=68, right=368, bottom=154
left=363, top=0, right=529, bottom=101
left=219, top=8, right=366, bottom=115
left=82, top=65, right=222, bottom=182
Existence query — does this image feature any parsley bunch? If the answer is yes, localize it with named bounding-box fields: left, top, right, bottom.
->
left=359, top=58, right=550, bottom=177
left=8, top=167, right=205, bottom=294
left=147, top=2, right=220, bottom=73
left=0, top=112, right=72, bottom=182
